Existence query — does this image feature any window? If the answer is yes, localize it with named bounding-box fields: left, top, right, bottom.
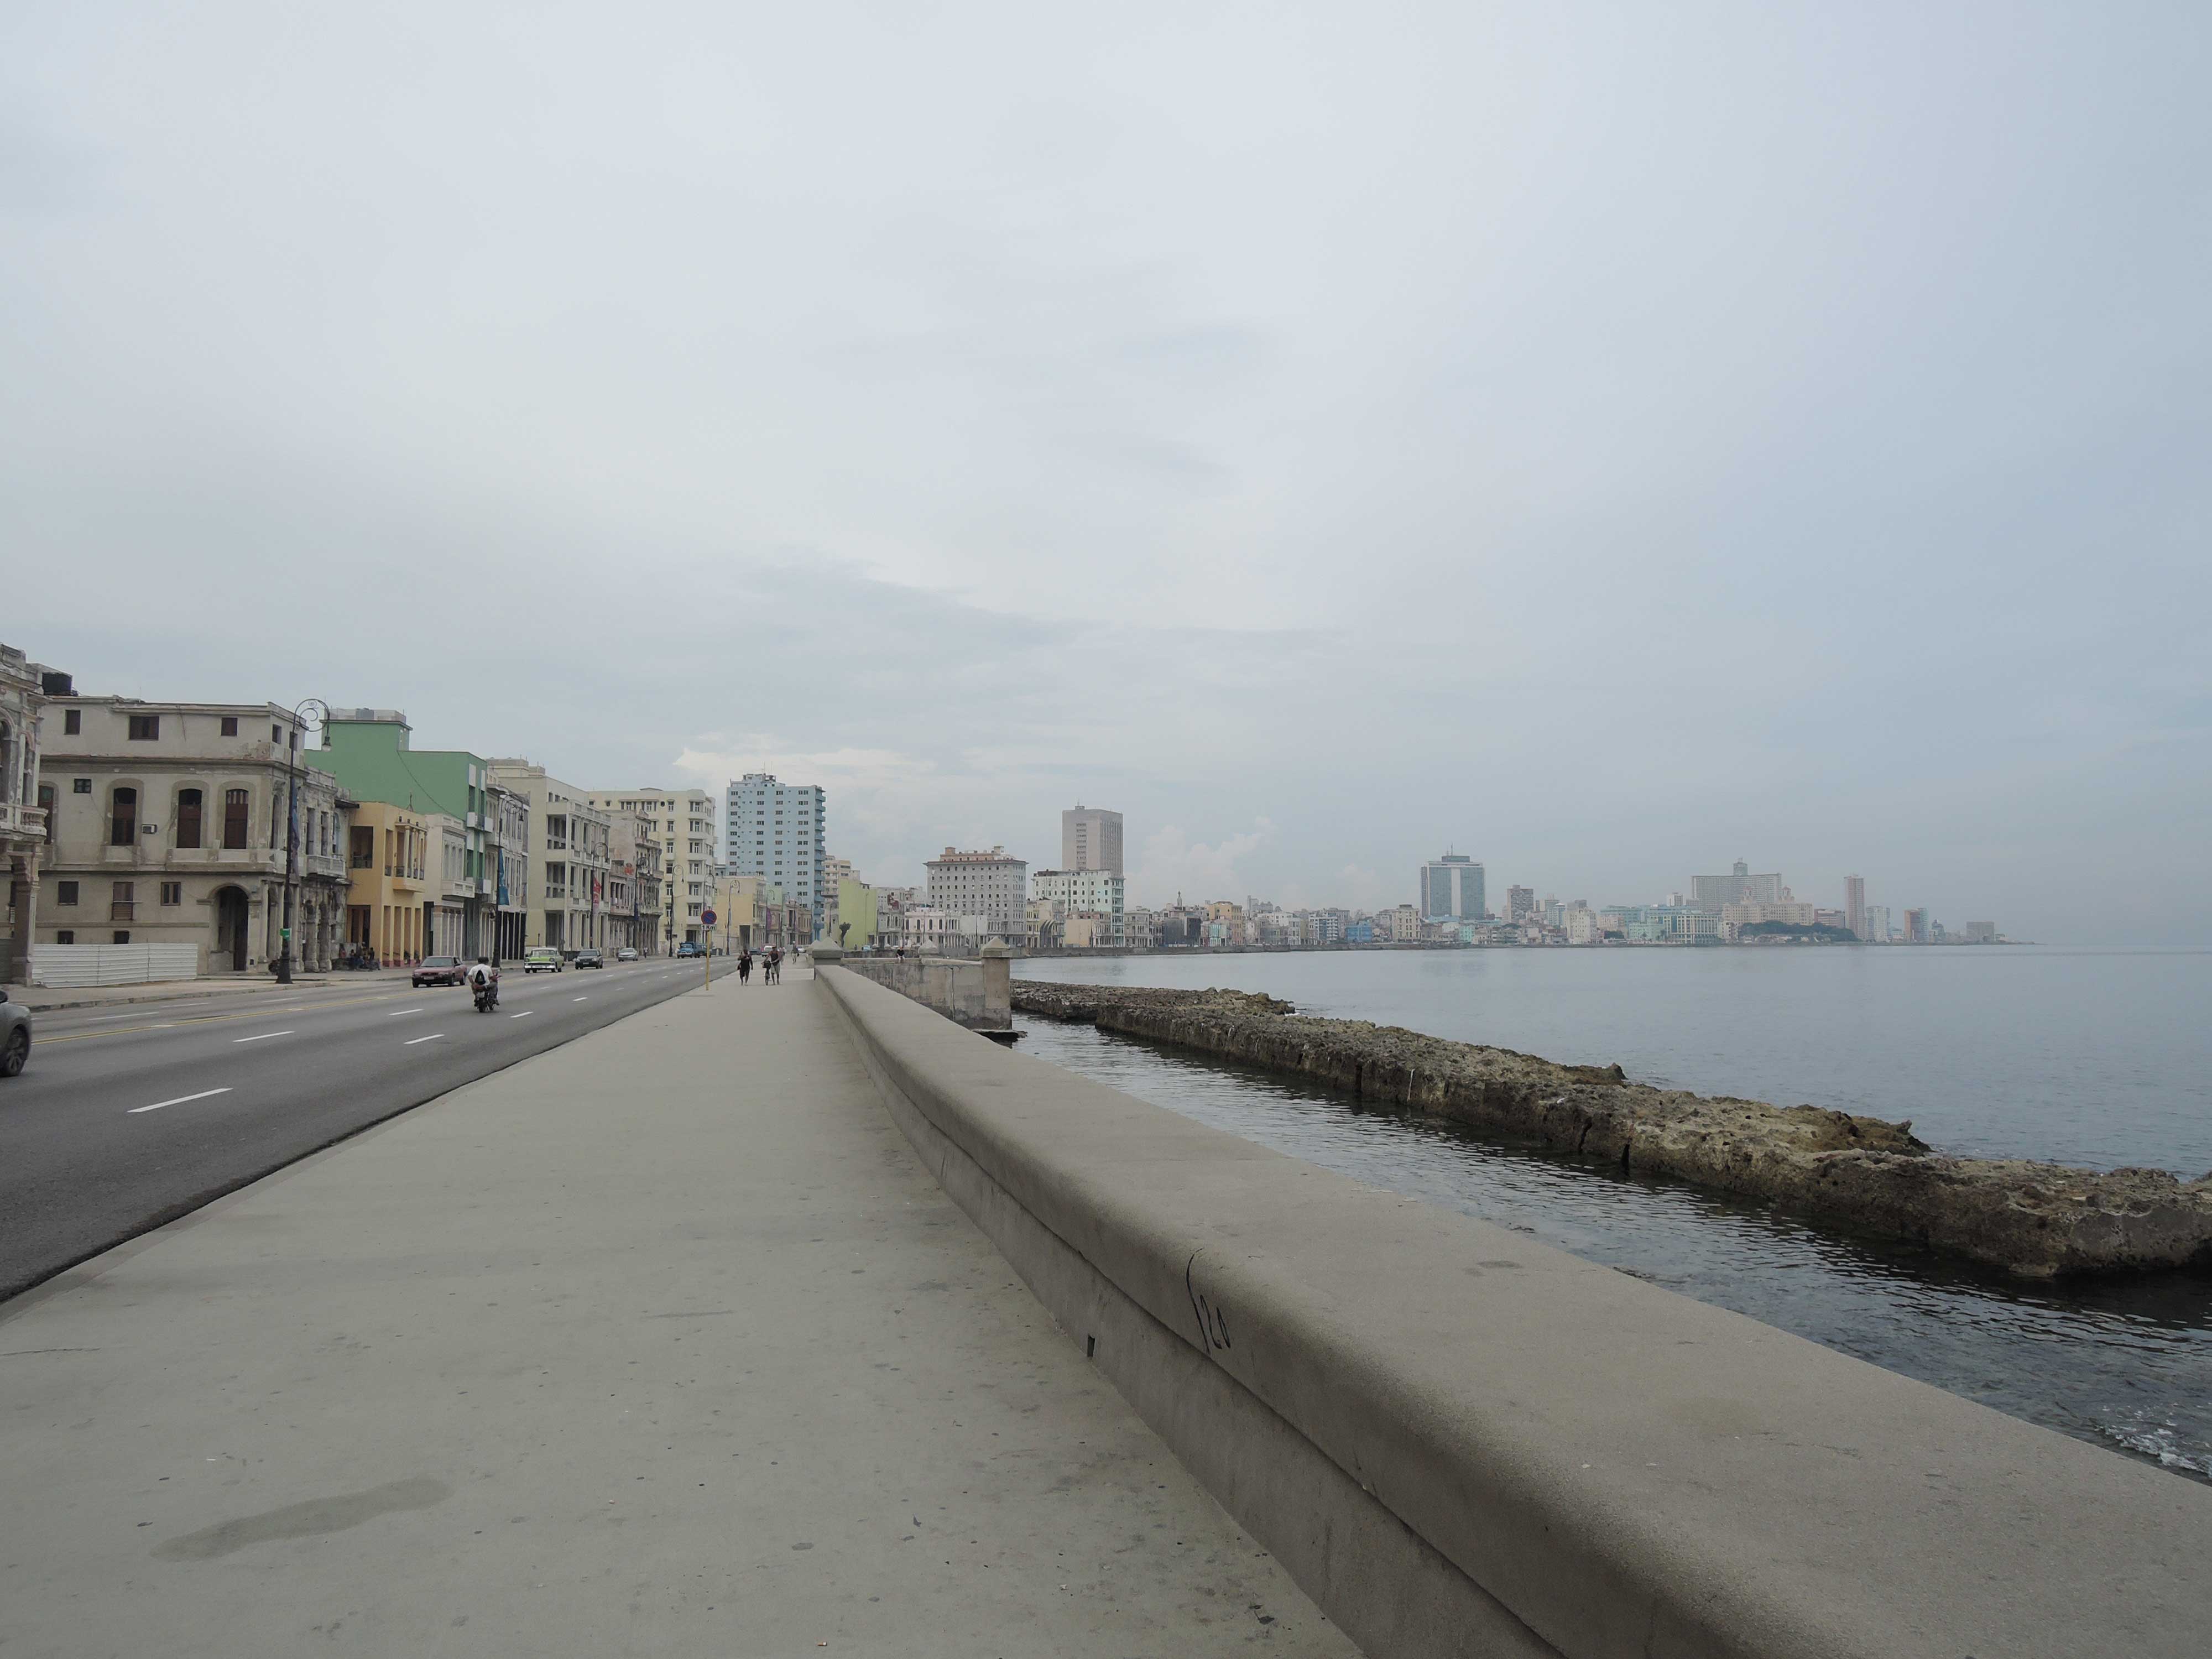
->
left=223, top=788, right=249, bottom=849
left=37, top=782, right=54, bottom=841
left=110, top=786, right=137, bottom=846
left=220, top=716, right=238, bottom=737
left=58, top=880, right=79, bottom=905
left=349, top=826, right=374, bottom=868
left=64, top=708, right=81, bottom=734
left=113, top=931, right=130, bottom=945
left=160, top=881, right=182, bottom=906
left=73, top=777, right=90, bottom=794
left=127, top=714, right=160, bottom=741
left=176, top=787, right=203, bottom=848
left=56, top=930, right=74, bottom=944
left=111, top=881, right=134, bottom=921
left=272, top=723, right=282, bottom=744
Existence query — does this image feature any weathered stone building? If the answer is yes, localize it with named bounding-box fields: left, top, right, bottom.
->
left=0, top=643, right=63, bottom=983
left=38, top=695, right=346, bottom=973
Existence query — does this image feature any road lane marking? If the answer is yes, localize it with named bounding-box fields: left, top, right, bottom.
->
left=232, top=1030, right=294, bottom=1044
left=403, top=1034, right=445, bottom=1046
left=387, top=1008, right=424, bottom=1016
left=129, top=1088, right=233, bottom=1115
left=510, top=1010, right=534, bottom=1019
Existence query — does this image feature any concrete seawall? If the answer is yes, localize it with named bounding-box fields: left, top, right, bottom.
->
left=841, top=950, right=1012, bottom=1029
left=1011, top=982, right=2212, bottom=1277
left=821, top=964, right=2212, bottom=1659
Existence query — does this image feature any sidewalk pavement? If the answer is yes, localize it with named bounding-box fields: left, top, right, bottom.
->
left=0, top=963, right=1350, bottom=1656
left=14, top=968, right=414, bottom=1013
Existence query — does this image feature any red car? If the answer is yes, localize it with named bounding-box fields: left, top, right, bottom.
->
left=413, top=955, right=467, bottom=988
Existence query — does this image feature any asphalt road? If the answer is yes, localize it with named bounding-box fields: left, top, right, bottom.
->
left=0, top=957, right=721, bottom=1301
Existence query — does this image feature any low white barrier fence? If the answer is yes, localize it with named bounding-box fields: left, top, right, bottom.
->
left=30, top=943, right=201, bottom=987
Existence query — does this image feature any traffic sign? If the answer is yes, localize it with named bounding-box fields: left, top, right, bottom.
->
left=701, top=909, right=717, bottom=927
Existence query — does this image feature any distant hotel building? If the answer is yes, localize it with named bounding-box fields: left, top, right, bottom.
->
left=1420, top=853, right=1485, bottom=921
left=1061, top=805, right=1123, bottom=874
left=1692, top=859, right=1782, bottom=912
left=726, top=773, right=826, bottom=931
left=1844, top=874, right=1866, bottom=941
left=925, top=846, right=1028, bottom=939
left=1033, top=867, right=1126, bottom=945
left=1506, top=885, right=1537, bottom=924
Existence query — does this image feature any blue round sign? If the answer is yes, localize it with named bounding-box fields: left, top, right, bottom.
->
left=701, top=909, right=717, bottom=927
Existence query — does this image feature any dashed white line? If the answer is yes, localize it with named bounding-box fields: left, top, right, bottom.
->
left=572, top=996, right=588, bottom=1002
left=232, top=1030, right=294, bottom=1044
left=129, top=1087, right=233, bottom=1115
left=510, top=1010, right=534, bottom=1019
left=403, top=1033, right=445, bottom=1046
left=387, top=1008, right=424, bottom=1016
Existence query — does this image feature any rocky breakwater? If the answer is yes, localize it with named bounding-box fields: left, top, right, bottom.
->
left=1012, top=982, right=2212, bottom=1278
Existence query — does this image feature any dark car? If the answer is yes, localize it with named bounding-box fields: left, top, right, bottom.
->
left=413, top=955, right=467, bottom=987
left=572, top=950, right=606, bottom=969
left=675, top=942, right=702, bottom=958
left=1, top=985, right=29, bottom=1078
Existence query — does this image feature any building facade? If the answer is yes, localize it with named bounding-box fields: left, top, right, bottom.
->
left=345, top=801, right=431, bottom=964
left=488, top=778, right=530, bottom=959
left=39, top=695, right=346, bottom=973
left=726, top=774, right=826, bottom=931
left=1844, top=874, right=1866, bottom=941
left=320, top=712, right=498, bottom=958
left=589, top=789, right=716, bottom=950
left=606, top=810, right=662, bottom=955
left=0, top=643, right=59, bottom=982
left=1061, top=805, right=1124, bottom=874
left=924, top=846, right=1027, bottom=938
left=1419, top=854, right=1486, bottom=922
left=1032, top=867, right=1125, bottom=944
left=490, top=760, right=611, bottom=953
left=1692, top=860, right=1783, bottom=912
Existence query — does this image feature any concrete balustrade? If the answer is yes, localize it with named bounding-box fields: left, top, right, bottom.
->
left=817, top=964, right=2212, bottom=1659
left=833, top=941, right=1011, bottom=1029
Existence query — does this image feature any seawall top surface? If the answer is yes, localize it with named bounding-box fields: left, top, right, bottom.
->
left=822, top=966, right=2212, bottom=1659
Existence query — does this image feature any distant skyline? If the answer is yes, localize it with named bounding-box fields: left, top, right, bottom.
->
left=6, top=3, right=2207, bottom=946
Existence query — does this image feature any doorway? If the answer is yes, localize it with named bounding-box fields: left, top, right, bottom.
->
left=213, top=886, right=249, bottom=972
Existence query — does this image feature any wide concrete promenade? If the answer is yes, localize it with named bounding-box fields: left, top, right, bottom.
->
left=0, top=967, right=1347, bottom=1656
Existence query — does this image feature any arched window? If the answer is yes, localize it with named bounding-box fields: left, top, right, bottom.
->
left=223, top=788, right=249, bottom=849
left=176, top=787, right=204, bottom=848
left=110, top=786, right=138, bottom=847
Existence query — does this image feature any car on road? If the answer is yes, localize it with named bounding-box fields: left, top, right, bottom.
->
left=675, top=942, right=702, bottom=958
left=1, top=986, right=29, bottom=1078
left=413, top=955, right=467, bottom=988
left=616, top=947, right=639, bottom=962
left=573, top=949, right=605, bottom=969
left=523, top=947, right=564, bottom=974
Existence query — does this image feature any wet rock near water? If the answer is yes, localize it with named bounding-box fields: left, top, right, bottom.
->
left=1011, top=982, right=2212, bottom=1279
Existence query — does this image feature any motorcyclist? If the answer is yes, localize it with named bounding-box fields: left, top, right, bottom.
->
left=466, top=956, right=499, bottom=1010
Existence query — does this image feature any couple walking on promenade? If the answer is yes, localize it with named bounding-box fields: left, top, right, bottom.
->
left=735, top=945, right=782, bottom=985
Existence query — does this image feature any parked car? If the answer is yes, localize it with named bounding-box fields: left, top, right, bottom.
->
left=523, top=947, right=564, bottom=974
left=0, top=986, right=29, bottom=1078
left=616, top=947, right=639, bottom=962
left=413, top=955, right=467, bottom=988
left=573, top=949, right=605, bottom=969
left=675, top=942, right=702, bottom=958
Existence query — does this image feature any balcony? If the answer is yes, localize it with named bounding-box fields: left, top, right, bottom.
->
left=0, top=802, right=46, bottom=839
left=110, top=901, right=135, bottom=921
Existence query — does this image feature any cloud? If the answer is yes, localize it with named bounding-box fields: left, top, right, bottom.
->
left=1128, top=819, right=1276, bottom=907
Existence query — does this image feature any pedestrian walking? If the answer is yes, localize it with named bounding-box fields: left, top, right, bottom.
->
left=737, top=950, right=752, bottom=985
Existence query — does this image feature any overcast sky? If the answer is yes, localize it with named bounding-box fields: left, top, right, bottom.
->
left=4, top=3, right=2206, bottom=942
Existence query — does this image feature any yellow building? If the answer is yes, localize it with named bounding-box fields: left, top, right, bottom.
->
left=344, top=801, right=431, bottom=965
left=705, top=871, right=764, bottom=953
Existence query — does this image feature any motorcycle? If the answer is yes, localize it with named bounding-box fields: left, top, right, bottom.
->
left=472, top=973, right=500, bottom=1013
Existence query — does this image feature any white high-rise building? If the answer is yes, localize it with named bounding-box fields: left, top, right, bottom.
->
left=1032, top=868, right=1126, bottom=943
left=1419, top=853, right=1485, bottom=921
left=726, top=773, right=827, bottom=926
left=1844, top=874, right=1866, bottom=941
left=1061, top=805, right=1124, bottom=874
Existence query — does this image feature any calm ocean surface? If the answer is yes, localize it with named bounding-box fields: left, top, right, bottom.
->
left=1011, top=947, right=2212, bottom=1481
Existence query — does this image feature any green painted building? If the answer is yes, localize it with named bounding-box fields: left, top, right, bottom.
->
left=319, top=709, right=497, bottom=956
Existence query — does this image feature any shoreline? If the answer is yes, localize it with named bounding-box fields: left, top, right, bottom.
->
left=1011, top=981, right=2212, bottom=1279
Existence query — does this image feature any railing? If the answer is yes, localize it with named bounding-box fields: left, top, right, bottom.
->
left=0, top=802, right=46, bottom=838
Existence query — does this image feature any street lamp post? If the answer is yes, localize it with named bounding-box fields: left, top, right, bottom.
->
left=276, top=696, right=330, bottom=987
